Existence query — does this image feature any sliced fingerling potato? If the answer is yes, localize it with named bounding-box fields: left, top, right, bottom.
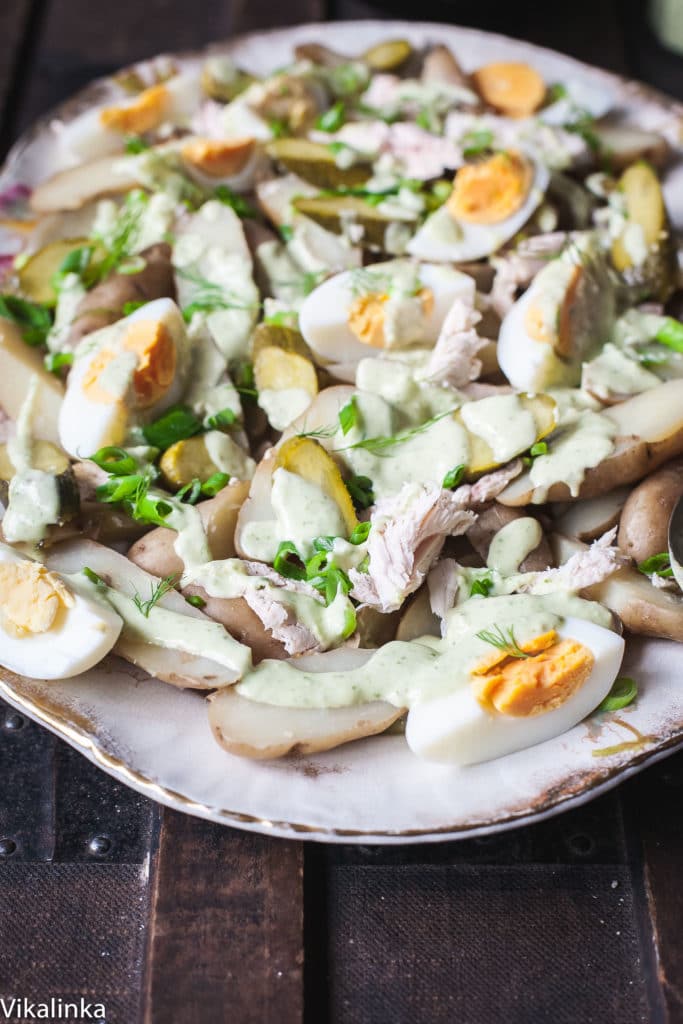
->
left=617, top=459, right=683, bottom=564
left=253, top=323, right=318, bottom=396
left=461, top=393, right=557, bottom=477
left=612, top=162, right=667, bottom=272
left=30, top=155, right=140, bottom=213
left=209, top=686, right=403, bottom=759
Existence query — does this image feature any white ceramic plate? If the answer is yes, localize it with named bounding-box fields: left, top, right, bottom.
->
left=2, top=21, right=683, bottom=843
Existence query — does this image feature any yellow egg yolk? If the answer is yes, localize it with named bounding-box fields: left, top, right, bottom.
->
left=347, top=288, right=434, bottom=348
left=448, top=151, right=532, bottom=225
left=82, top=320, right=176, bottom=408
left=99, top=84, right=169, bottom=135
left=471, top=62, right=547, bottom=118
left=0, top=562, right=74, bottom=637
left=181, top=137, right=255, bottom=178
left=471, top=630, right=595, bottom=717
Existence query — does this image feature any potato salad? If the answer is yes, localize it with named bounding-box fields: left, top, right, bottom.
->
left=0, top=36, right=681, bottom=765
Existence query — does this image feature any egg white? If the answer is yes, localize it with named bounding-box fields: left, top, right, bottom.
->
left=405, top=616, right=625, bottom=765
left=497, top=277, right=576, bottom=392
left=0, top=544, right=122, bottom=680
left=299, top=260, right=475, bottom=366
left=407, top=155, right=550, bottom=263
left=58, top=297, right=189, bottom=459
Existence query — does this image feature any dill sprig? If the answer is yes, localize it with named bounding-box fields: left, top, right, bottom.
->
left=133, top=573, right=181, bottom=618
left=177, top=265, right=259, bottom=321
left=475, top=624, right=530, bottom=659
left=336, top=411, right=454, bottom=458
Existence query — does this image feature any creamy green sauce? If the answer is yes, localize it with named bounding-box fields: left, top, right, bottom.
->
left=461, top=394, right=537, bottom=464
left=529, top=410, right=616, bottom=499
left=487, top=517, right=542, bottom=576
left=204, top=431, right=255, bottom=480
left=258, top=388, right=313, bottom=431
left=80, top=574, right=252, bottom=675
left=582, top=343, right=660, bottom=399
left=47, top=274, right=86, bottom=353
left=355, top=356, right=459, bottom=418
left=3, top=377, right=61, bottom=544
left=236, top=593, right=610, bottom=709
left=240, top=468, right=348, bottom=562
left=188, top=557, right=355, bottom=649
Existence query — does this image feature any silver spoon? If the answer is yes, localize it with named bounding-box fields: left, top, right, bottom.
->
left=667, top=492, right=683, bottom=589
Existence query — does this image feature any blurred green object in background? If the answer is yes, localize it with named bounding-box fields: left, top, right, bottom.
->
left=650, top=0, right=683, bottom=56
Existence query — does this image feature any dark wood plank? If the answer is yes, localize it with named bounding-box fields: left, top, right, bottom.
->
left=12, top=0, right=325, bottom=139
left=0, top=0, right=34, bottom=120
left=143, top=810, right=304, bottom=1024
left=625, top=756, right=683, bottom=1023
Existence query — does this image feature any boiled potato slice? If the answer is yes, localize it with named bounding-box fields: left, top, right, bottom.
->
left=18, top=237, right=92, bottom=306
left=612, top=162, right=666, bottom=272
left=276, top=435, right=358, bottom=534
left=0, top=440, right=78, bottom=522
left=0, top=321, right=63, bottom=444
left=209, top=686, right=402, bottom=758
left=252, top=323, right=318, bottom=396
left=462, top=393, right=557, bottom=476
left=30, top=155, right=140, bottom=213
left=268, top=138, right=371, bottom=189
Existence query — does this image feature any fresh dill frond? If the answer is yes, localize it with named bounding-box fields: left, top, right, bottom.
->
left=133, top=573, right=181, bottom=617
left=475, top=624, right=530, bottom=659
left=297, top=423, right=338, bottom=441
left=336, top=411, right=454, bottom=458
left=177, top=265, right=259, bottom=321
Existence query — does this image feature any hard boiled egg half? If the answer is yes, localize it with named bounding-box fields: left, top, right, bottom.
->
left=59, top=298, right=190, bottom=458
left=407, top=149, right=550, bottom=262
left=0, top=543, right=122, bottom=679
left=405, top=616, right=624, bottom=764
left=299, top=259, right=475, bottom=368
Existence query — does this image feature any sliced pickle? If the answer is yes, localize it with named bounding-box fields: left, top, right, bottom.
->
left=275, top=436, right=357, bottom=533
left=267, top=138, right=371, bottom=190
left=18, top=237, right=92, bottom=306
left=159, top=435, right=220, bottom=489
left=200, top=58, right=256, bottom=102
left=0, top=440, right=78, bottom=520
left=293, top=195, right=409, bottom=249
left=462, top=393, right=558, bottom=476
left=362, top=39, right=413, bottom=72
left=252, top=324, right=318, bottom=396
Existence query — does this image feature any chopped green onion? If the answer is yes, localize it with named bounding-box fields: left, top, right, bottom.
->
left=637, top=552, right=674, bottom=578
left=44, top=351, right=73, bottom=374
left=132, top=492, right=173, bottom=527
left=122, top=300, right=145, bottom=316
left=96, top=474, right=146, bottom=504
left=185, top=594, right=206, bottom=609
left=0, top=294, right=52, bottom=346
left=176, top=478, right=202, bottom=505
left=327, top=141, right=351, bottom=157
left=548, top=82, right=568, bottom=103
left=442, top=464, right=466, bottom=490
left=142, top=406, right=203, bottom=450
left=201, top=472, right=230, bottom=497
left=462, top=128, right=494, bottom=158
left=598, top=676, right=638, bottom=712
left=349, top=521, right=371, bottom=545
left=273, top=541, right=306, bottom=580
left=205, top=408, right=237, bottom=431
left=530, top=441, right=548, bottom=457
left=125, top=135, right=150, bottom=154
left=90, top=446, right=139, bottom=476
left=338, top=395, right=358, bottom=436
left=268, top=118, right=289, bottom=138
left=470, top=576, right=494, bottom=598
left=655, top=318, right=683, bottom=353
left=345, top=474, right=374, bottom=510
left=83, top=567, right=104, bottom=586
left=214, top=184, right=257, bottom=220
left=279, top=225, right=294, bottom=242
left=316, top=101, right=346, bottom=133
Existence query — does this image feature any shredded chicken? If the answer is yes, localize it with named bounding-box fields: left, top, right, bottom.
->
left=349, top=483, right=475, bottom=612
left=518, top=528, right=628, bottom=594
left=243, top=589, right=319, bottom=656
left=313, top=120, right=461, bottom=180
left=450, top=459, right=524, bottom=509
left=427, top=558, right=459, bottom=635
left=422, top=299, right=490, bottom=388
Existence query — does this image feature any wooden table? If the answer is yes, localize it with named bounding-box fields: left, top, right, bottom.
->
left=1, top=3, right=682, bottom=1022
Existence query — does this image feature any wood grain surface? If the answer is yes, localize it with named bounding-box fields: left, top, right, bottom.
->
left=0, top=3, right=682, bottom=1022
